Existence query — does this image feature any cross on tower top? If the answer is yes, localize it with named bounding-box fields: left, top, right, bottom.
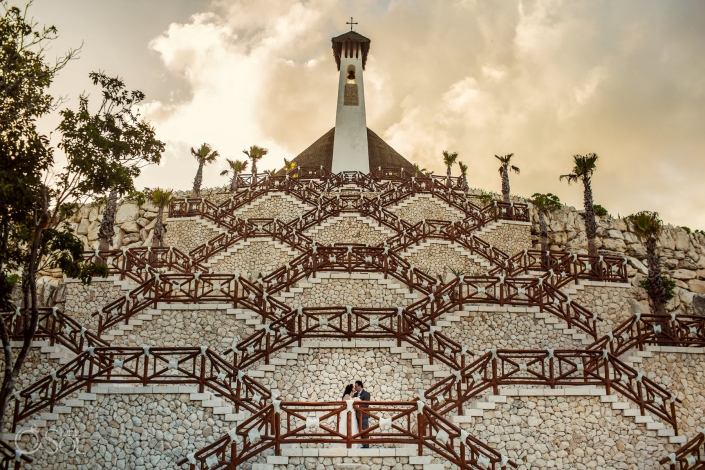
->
left=346, top=17, right=358, bottom=31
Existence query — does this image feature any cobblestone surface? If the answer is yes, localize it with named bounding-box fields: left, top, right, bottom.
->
left=210, top=241, right=297, bottom=278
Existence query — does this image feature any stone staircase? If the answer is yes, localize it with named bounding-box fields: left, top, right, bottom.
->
left=390, top=194, right=465, bottom=220
left=402, top=239, right=493, bottom=272
left=230, top=193, right=312, bottom=218
left=450, top=385, right=687, bottom=445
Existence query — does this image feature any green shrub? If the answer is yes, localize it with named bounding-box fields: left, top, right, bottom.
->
left=681, top=226, right=691, bottom=234
left=593, top=204, right=609, bottom=217
left=639, top=276, right=676, bottom=302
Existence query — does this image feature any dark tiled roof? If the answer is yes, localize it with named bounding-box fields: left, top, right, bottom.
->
left=278, top=127, right=414, bottom=174
left=331, top=31, right=371, bottom=70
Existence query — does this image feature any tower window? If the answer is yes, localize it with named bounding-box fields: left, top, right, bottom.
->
left=346, top=65, right=356, bottom=84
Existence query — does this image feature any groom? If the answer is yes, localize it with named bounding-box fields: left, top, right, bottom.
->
left=353, top=380, right=370, bottom=448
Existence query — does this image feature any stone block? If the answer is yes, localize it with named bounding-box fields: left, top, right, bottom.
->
left=115, top=203, right=139, bottom=224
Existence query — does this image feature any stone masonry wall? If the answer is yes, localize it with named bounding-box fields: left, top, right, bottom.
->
left=262, top=348, right=436, bottom=402
left=389, top=195, right=463, bottom=224
left=61, top=279, right=127, bottom=331
left=209, top=241, right=298, bottom=278
left=15, top=393, right=230, bottom=470
left=404, top=242, right=487, bottom=279
left=460, top=395, right=668, bottom=469
left=640, top=351, right=705, bottom=437
left=536, top=205, right=705, bottom=315
left=306, top=216, right=390, bottom=246
left=235, top=195, right=311, bottom=221
left=162, top=219, right=223, bottom=255
left=284, top=278, right=413, bottom=309
left=476, top=222, right=532, bottom=257
left=443, top=311, right=585, bottom=352
left=570, top=285, right=638, bottom=335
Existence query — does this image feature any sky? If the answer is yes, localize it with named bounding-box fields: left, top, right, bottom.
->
left=26, top=0, right=705, bottom=228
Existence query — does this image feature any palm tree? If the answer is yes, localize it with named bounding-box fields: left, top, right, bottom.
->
left=457, top=161, right=469, bottom=191
left=191, top=143, right=219, bottom=197
left=411, top=163, right=427, bottom=177
left=442, top=150, right=459, bottom=186
left=560, top=153, right=599, bottom=256
left=530, top=193, right=562, bottom=254
left=495, top=153, right=519, bottom=203
left=220, top=159, right=248, bottom=192
left=243, top=145, right=268, bottom=181
left=627, top=211, right=667, bottom=315
left=150, top=188, right=173, bottom=247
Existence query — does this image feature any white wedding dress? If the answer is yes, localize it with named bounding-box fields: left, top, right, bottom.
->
left=333, top=395, right=361, bottom=448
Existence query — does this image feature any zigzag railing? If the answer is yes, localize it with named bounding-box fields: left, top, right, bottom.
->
left=2, top=308, right=109, bottom=354
left=661, top=431, right=705, bottom=469
left=424, top=348, right=681, bottom=432
left=177, top=399, right=516, bottom=470
left=587, top=313, right=705, bottom=356
left=0, top=438, right=32, bottom=469
left=9, top=346, right=269, bottom=432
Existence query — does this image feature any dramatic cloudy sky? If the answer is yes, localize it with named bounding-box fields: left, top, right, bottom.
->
left=30, top=0, right=705, bottom=227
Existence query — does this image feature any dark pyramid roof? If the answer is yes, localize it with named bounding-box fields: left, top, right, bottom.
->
left=279, top=127, right=414, bottom=174
left=331, top=31, right=371, bottom=70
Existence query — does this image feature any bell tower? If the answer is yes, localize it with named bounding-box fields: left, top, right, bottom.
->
left=331, top=26, right=371, bottom=174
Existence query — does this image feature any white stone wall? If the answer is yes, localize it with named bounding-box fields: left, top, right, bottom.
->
left=210, top=241, right=298, bottom=278
left=569, top=285, right=637, bottom=335
left=235, top=195, right=311, bottom=221
left=284, top=278, right=413, bottom=309
left=305, top=216, right=390, bottom=246
left=389, top=195, right=463, bottom=224
left=461, top=395, right=669, bottom=469
left=640, top=351, right=705, bottom=437
left=61, top=279, right=127, bottom=331
left=476, top=223, right=532, bottom=257
left=443, top=311, right=585, bottom=352
left=262, top=348, right=436, bottom=402
left=403, top=242, right=487, bottom=278
left=162, top=219, right=223, bottom=255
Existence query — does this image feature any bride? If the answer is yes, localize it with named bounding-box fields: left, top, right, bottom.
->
left=334, top=384, right=361, bottom=448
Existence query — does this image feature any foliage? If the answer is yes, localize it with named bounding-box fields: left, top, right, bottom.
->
left=457, top=161, right=468, bottom=176
left=149, top=188, right=173, bottom=208
left=495, top=153, right=520, bottom=175
left=681, top=226, right=691, bottom=234
left=530, top=193, right=561, bottom=211
left=474, top=190, right=498, bottom=205
left=191, top=143, right=219, bottom=165
left=593, top=204, right=609, bottom=217
left=124, top=188, right=151, bottom=207
left=411, top=163, right=427, bottom=176
left=627, top=211, right=663, bottom=241
left=695, top=229, right=705, bottom=236
left=559, top=153, right=598, bottom=185
left=639, top=276, right=676, bottom=302
left=283, top=158, right=297, bottom=172
left=442, top=150, right=458, bottom=167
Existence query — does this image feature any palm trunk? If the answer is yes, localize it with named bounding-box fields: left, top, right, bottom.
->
left=582, top=177, right=598, bottom=256
left=192, top=161, right=204, bottom=197
left=251, top=160, right=258, bottom=185
left=501, top=169, right=510, bottom=203
left=446, top=165, right=452, bottom=187
left=462, top=175, right=469, bottom=192
left=539, top=210, right=549, bottom=253
left=153, top=207, right=165, bottom=247
left=645, top=237, right=667, bottom=315
left=229, top=173, right=238, bottom=192
left=98, top=187, right=118, bottom=251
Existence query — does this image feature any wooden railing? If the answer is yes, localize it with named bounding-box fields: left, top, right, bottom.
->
left=178, top=399, right=516, bottom=470
left=10, top=346, right=269, bottom=432
left=587, top=313, right=705, bottom=356
left=661, top=431, right=705, bottom=469
left=424, top=349, right=681, bottom=432
left=2, top=308, right=108, bottom=354
left=0, top=438, right=32, bottom=469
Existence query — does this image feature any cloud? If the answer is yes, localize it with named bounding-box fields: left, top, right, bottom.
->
left=133, top=0, right=705, bottom=228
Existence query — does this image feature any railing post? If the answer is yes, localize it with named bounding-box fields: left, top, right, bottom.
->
left=417, top=410, right=425, bottom=456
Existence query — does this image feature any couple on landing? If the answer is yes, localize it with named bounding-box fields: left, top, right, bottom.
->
left=337, top=380, right=371, bottom=449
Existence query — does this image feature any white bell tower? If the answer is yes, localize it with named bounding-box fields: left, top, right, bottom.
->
left=331, top=28, right=371, bottom=174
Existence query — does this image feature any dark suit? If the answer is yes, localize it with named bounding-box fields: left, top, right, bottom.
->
left=354, top=389, right=371, bottom=448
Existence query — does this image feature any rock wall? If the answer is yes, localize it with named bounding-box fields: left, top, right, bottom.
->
left=389, top=195, right=463, bottom=224
left=476, top=222, right=532, bottom=257
left=162, top=218, right=223, bottom=255
left=60, top=279, right=127, bottom=331
left=640, top=351, right=705, bottom=437
left=235, top=195, right=311, bottom=220
left=460, top=395, right=668, bottom=469
left=305, top=216, right=390, bottom=246
left=283, top=278, right=414, bottom=309
left=403, top=242, right=487, bottom=278
left=443, top=311, right=585, bottom=352
left=535, top=206, right=705, bottom=315
left=209, top=241, right=298, bottom=278
left=570, top=284, right=639, bottom=335
left=261, top=348, right=436, bottom=402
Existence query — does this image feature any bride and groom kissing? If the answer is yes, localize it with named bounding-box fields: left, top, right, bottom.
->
left=337, top=380, right=371, bottom=449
